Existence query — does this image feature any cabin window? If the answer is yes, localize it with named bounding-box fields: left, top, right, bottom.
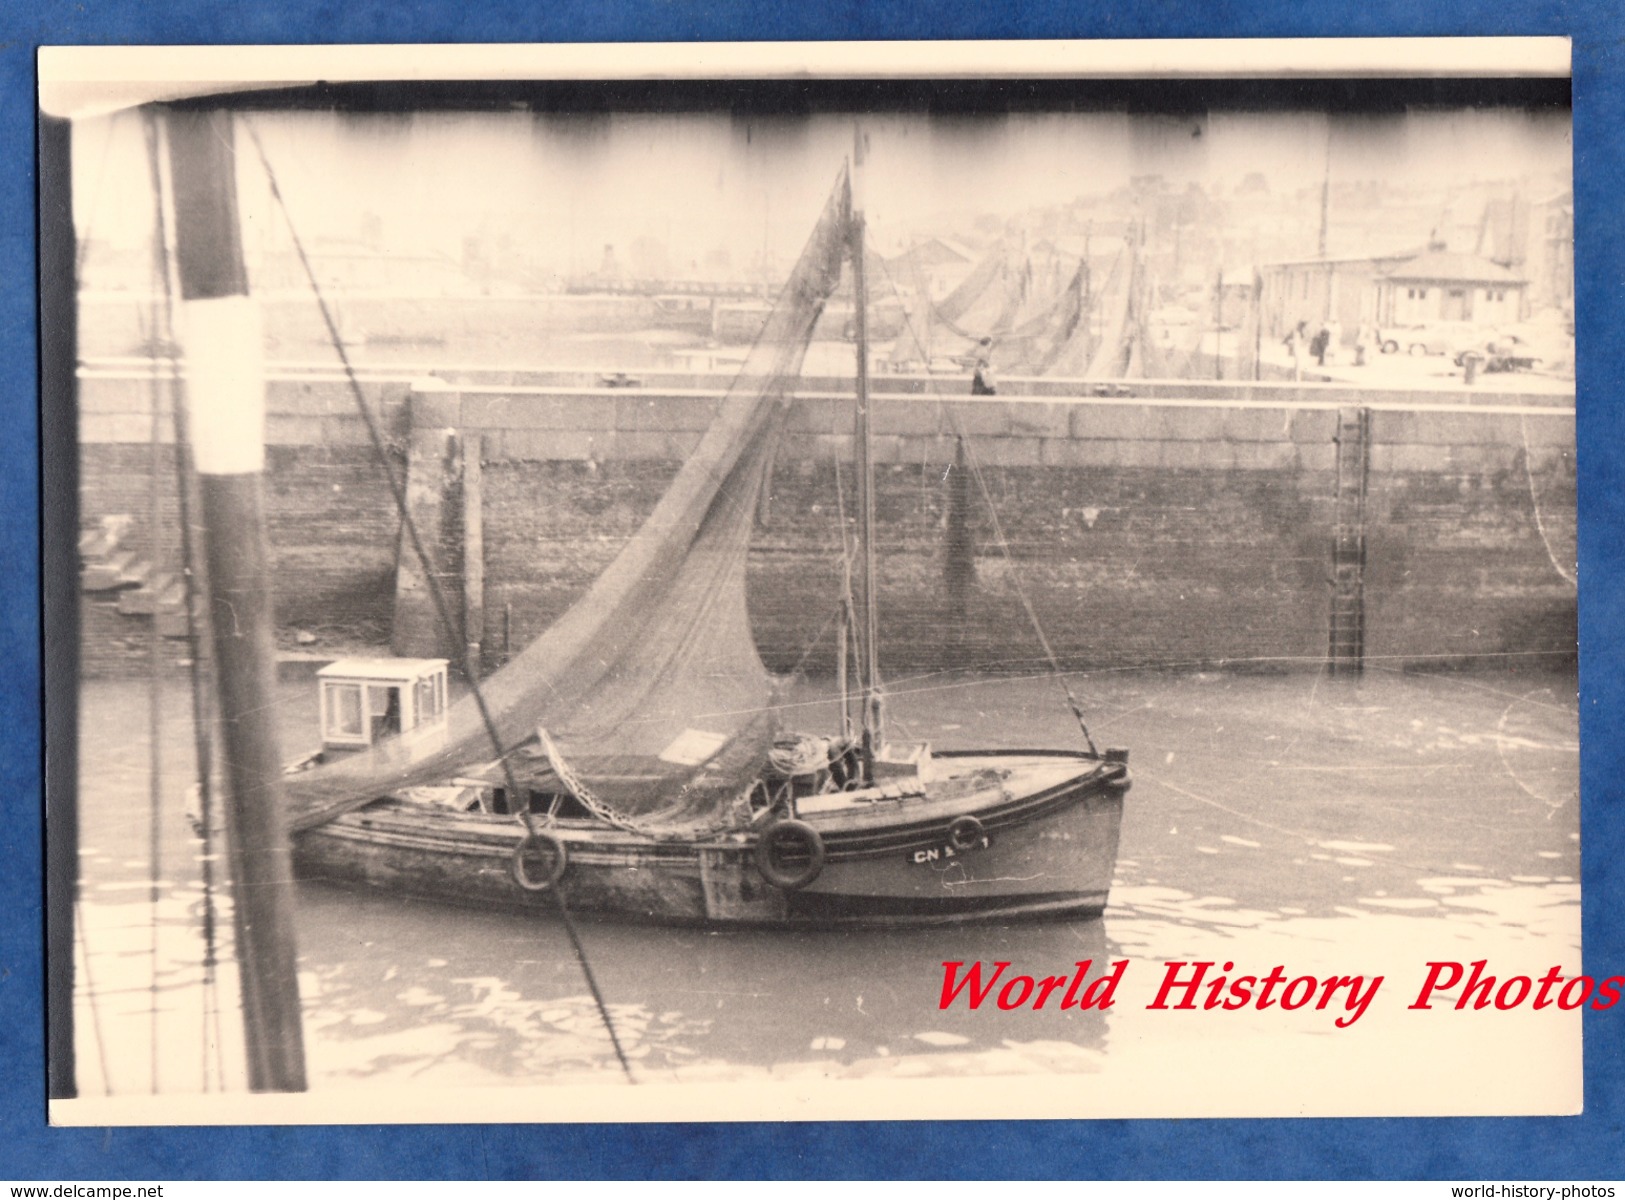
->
left=368, top=685, right=401, bottom=741
left=415, top=675, right=442, bottom=721
left=327, top=683, right=363, bottom=739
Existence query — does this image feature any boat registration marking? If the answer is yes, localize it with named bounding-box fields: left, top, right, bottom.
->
left=909, top=836, right=990, bottom=865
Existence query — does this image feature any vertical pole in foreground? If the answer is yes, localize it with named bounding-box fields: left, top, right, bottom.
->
left=164, top=107, right=307, bottom=1092
left=42, top=112, right=79, bottom=1101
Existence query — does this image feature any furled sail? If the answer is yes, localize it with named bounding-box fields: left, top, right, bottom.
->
left=284, top=170, right=854, bottom=834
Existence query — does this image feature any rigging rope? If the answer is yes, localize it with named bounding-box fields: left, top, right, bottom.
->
left=240, top=118, right=638, bottom=1084
left=876, top=254, right=1101, bottom=755
left=141, top=111, right=166, bottom=1097
left=72, top=897, right=113, bottom=1095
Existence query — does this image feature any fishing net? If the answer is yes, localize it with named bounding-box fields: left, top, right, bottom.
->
left=892, top=241, right=1093, bottom=380
left=284, top=170, right=853, bottom=835
left=992, top=264, right=1087, bottom=377
left=887, top=240, right=1021, bottom=368
left=1081, top=247, right=1140, bottom=380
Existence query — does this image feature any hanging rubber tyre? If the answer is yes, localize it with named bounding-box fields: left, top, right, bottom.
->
left=511, top=830, right=569, bottom=892
left=947, top=814, right=987, bottom=852
left=755, top=819, right=825, bottom=890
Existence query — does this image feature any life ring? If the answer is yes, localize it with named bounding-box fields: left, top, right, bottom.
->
left=947, top=814, right=987, bottom=852
left=511, top=830, right=569, bottom=892
left=754, top=819, right=825, bottom=891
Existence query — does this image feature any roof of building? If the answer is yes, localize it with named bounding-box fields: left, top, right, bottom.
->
left=1258, top=247, right=1422, bottom=271
left=318, top=656, right=448, bottom=682
left=1259, top=246, right=1528, bottom=286
left=1380, top=250, right=1526, bottom=285
left=891, top=237, right=977, bottom=267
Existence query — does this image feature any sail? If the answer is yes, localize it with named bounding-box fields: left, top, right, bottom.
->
left=284, top=171, right=854, bottom=834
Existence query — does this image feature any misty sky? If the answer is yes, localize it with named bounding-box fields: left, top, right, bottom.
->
left=71, top=103, right=1572, bottom=275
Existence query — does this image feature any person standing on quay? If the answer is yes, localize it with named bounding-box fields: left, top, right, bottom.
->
left=1285, top=320, right=1308, bottom=381
left=971, top=337, right=998, bottom=395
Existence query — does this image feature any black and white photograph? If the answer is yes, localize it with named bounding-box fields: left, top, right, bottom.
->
left=41, top=41, right=1581, bottom=1124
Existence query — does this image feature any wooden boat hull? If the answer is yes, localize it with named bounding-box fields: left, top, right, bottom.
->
left=290, top=749, right=1127, bottom=928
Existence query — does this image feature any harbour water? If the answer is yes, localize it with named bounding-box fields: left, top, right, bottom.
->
left=68, top=663, right=1581, bottom=1117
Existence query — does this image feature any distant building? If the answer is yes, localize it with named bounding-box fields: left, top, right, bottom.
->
left=888, top=236, right=978, bottom=300
left=1257, top=251, right=1412, bottom=343
left=1372, top=250, right=1526, bottom=328
left=1258, top=245, right=1528, bottom=343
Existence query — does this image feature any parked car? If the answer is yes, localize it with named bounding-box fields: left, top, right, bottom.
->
left=1379, top=321, right=1480, bottom=357
left=1453, top=332, right=1544, bottom=373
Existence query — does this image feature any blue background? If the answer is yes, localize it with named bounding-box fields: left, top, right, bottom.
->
left=10, top=1, right=1624, bottom=1181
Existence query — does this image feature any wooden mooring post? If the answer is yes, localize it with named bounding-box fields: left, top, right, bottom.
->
left=393, top=379, right=462, bottom=660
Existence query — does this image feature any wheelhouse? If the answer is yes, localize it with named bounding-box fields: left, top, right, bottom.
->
left=316, top=656, right=448, bottom=753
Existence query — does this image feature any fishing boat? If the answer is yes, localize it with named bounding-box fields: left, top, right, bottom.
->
left=280, top=151, right=1131, bottom=928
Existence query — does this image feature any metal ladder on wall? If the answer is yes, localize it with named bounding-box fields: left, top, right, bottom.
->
left=1329, top=407, right=1370, bottom=675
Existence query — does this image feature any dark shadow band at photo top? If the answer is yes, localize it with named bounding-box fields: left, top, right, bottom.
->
left=164, top=76, right=1573, bottom=117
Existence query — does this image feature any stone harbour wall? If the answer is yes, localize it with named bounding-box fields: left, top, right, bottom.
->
left=74, top=367, right=1576, bottom=678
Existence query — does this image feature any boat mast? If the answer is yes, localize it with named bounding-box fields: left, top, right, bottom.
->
left=164, top=107, right=308, bottom=1093
left=850, top=127, right=883, bottom=775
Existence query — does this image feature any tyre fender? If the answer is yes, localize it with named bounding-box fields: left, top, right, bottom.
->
left=754, top=819, right=826, bottom=890
left=511, top=830, right=569, bottom=892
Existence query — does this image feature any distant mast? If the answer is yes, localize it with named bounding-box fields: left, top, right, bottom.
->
left=849, top=127, right=883, bottom=776
left=1318, top=120, right=1333, bottom=260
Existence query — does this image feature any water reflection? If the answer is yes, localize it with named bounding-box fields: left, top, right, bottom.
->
left=71, top=665, right=1580, bottom=1098
left=297, top=885, right=1111, bottom=1085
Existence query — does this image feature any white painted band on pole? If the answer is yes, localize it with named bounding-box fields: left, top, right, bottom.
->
left=181, top=295, right=266, bottom=475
